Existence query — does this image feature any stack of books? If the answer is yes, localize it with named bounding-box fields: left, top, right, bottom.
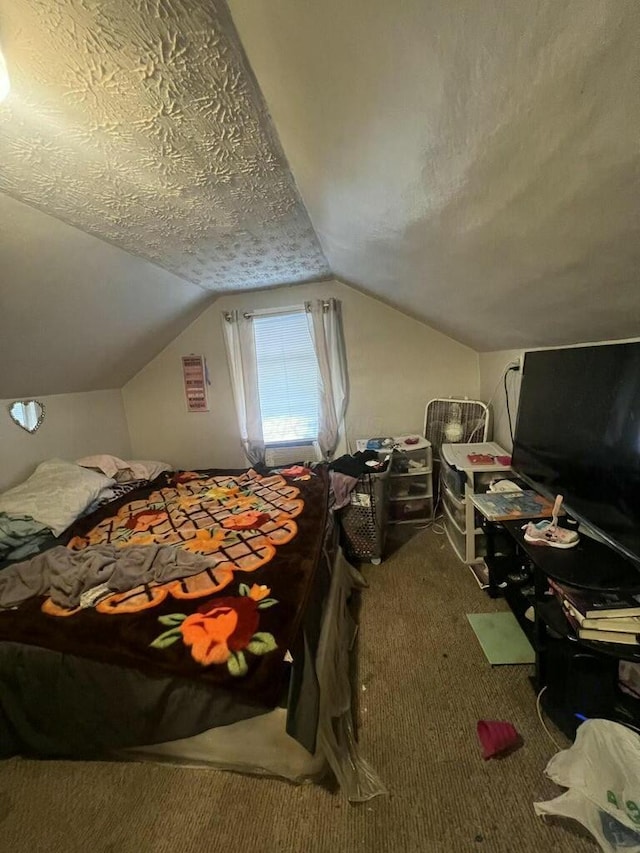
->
left=549, top=579, right=640, bottom=645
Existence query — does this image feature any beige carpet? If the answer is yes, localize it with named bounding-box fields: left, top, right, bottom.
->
left=0, top=528, right=596, bottom=853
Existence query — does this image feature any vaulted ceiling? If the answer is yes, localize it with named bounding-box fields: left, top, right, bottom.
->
left=1, top=0, right=638, bottom=396
left=0, top=0, right=327, bottom=289
left=229, top=0, right=640, bottom=351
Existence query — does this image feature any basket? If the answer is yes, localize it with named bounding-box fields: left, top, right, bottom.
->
left=339, top=466, right=390, bottom=564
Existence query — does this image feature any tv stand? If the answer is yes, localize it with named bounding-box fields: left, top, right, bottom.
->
left=482, top=517, right=640, bottom=738
left=502, top=520, right=640, bottom=592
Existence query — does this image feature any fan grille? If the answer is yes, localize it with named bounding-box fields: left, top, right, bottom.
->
left=424, top=399, right=489, bottom=460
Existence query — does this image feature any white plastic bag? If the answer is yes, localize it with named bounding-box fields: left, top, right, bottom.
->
left=535, top=719, right=640, bottom=852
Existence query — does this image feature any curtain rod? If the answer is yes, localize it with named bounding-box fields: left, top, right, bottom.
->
left=223, top=300, right=332, bottom=322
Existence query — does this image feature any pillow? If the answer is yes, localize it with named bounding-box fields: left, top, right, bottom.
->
left=76, top=455, right=171, bottom=482
left=75, top=454, right=127, bottom=479
left=80, top=479, right=149, bottom=517
left=0, top=459, right=115, bottom=536
left=115, top=460, right=172, bottom=482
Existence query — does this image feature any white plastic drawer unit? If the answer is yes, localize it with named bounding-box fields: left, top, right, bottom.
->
left=439, top=454, right=466, bottom=500
left=441, top=479, right=466, bottom=532
left=440, top=442, right=512, bottom=565
left=355, top=435, right=434, bottom=526
left=390, top=473, right=431, bottom=501
left=443, top=502, right=488, bottom=564
left=442, top=502, right=467, bottom=562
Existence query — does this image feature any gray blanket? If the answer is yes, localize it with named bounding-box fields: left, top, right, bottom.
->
left=0, top=513, right=50, bottom=562
left=0, top=544, right=215, bottom=610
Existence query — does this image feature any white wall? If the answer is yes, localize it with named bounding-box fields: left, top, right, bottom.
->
left=123, top=280, right=480, bottom=469
left=479, top=350, right=523, bottom=452
left=0, top=389, right=131, bottom=491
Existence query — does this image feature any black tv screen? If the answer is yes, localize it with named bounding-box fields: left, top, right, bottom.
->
left=512, top=342, right=640, bottom=567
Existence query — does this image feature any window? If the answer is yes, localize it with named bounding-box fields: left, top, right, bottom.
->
left=253, top=311, right=319, bottom=444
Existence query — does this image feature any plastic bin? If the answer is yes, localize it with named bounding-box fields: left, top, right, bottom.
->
left=339, top=466, right=390, bottom=564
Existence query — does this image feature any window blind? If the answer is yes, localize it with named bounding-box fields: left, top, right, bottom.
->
left=253, top=311, right=319, bottom=443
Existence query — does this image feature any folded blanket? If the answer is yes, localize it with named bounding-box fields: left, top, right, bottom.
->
left=0, top=513, right=50, bottom=562
left=0, top=544, right=215, bottom=610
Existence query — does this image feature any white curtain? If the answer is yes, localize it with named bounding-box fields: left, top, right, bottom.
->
left=306, top=298, right=349, bottom=459
left=222, top=310, right=265, bottom=466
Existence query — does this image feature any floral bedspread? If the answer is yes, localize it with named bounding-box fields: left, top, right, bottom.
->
left=0, top=467, right=329, bottom=706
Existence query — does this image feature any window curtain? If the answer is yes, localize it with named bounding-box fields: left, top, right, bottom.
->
left=222, top=310, right=265, bottom=466
left=305, top=298, right=349, bottom=459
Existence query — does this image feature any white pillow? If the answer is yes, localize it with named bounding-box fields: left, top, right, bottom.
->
left=0, top=459, right=115, bottom=536
left=116, top=460, right=172, bottom=482
left=76, top=455, right=171, bottom=482
left=75, top=454, right=127, bottom=479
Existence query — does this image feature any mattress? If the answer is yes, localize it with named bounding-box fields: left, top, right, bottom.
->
left=0, top=464, right=384, bottom=800
left=0, top=467, right=329, bottom=755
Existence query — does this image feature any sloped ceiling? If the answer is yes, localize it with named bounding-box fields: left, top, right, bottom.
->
left=1, top=0, right=638, bottom=400
left=230, top=0, right=640, bottom=350
left=0, top=193, right=212, bottom=398
left=0, top=0, right=328, bottom=290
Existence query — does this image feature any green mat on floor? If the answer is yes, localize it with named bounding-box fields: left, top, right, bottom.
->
left=466, top=612, right=535, bottom=665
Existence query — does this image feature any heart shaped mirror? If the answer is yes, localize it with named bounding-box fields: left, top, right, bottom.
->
left=9, top=400, right=45, bottom=434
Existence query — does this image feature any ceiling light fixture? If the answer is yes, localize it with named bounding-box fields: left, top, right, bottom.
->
left=0, top=43, right=10, bottom=103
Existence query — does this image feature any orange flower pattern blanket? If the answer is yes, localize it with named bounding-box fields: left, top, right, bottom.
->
left=55, top=469, right=304, bottom=619
left=0, top=467, right=329, bottom=704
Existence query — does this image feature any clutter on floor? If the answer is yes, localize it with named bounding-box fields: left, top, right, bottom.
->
left=535, top=718, right=640, bottom=853
left=477, top=720, right=522, bottom=760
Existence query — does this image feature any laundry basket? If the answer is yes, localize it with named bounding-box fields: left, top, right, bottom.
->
left=339, top=465, right=391, bottom=564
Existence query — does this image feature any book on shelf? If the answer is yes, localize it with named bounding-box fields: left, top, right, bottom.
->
left=560, top=600, right=640, bottom=646
left=578, top=626, right=640, bottom=646
left=563, top=599, right=640, bottom=633
left=548, top=578, right=640, bottom=620
left=469, top=489, right=557, bottom=522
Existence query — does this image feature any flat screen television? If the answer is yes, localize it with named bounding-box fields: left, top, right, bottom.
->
left=512, top=342, right=640, bottom=568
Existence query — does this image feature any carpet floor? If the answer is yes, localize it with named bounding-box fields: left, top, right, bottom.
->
left=0, top=528, right=596, bottom=853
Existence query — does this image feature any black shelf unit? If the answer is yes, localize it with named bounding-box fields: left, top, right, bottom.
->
left=503, top=519, right=640, bottom=593
left=479, top=514, right=640, bottom=738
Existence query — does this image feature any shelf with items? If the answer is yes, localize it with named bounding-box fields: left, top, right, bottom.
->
left=356, top=435, right=434, bottom=527
left=479, top=514, right=640, bottom=737
left=440, top=441, right=513, bottom=565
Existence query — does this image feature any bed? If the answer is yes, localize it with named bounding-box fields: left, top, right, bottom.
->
left=0, top=462, right=383, bottom=801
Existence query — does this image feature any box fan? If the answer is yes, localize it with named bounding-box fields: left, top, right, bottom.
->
left=424, top=398, right=490, bottom=461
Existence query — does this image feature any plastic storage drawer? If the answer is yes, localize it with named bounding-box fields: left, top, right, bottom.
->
left=440, top=456, right=466, bottom=499
left=441, top=481, right=466, bottom=532
left=389, top=499, right=430, bottom=524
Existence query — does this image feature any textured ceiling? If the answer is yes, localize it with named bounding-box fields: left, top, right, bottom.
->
left=0, top=0, right=329, bottom=290
left=230, top=0, right=640, bottom=350
left=2, top=0, right=638, bottom=403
